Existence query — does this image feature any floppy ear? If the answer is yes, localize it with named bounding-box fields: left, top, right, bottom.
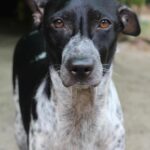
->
left=26, top=0, right=49, bottom=26
left=118, top=6, right=141, bottom=36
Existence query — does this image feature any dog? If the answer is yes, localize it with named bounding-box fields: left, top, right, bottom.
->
left=13, top=0, right=140, bottom=149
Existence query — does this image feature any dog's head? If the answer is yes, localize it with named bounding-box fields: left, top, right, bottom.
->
left=27, top=0, right=140, bottom=87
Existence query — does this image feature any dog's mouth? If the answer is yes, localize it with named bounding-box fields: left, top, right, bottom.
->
left=61, top=78, right=100, bottom=88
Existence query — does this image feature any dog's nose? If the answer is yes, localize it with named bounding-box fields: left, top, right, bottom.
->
left=69, top=59, right=94, bottom=78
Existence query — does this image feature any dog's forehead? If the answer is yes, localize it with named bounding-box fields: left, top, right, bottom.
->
left=46, top=0, right=119, bottom=18
left=67, top=0, right=118, bottom=9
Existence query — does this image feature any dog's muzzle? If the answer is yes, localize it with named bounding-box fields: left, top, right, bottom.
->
left=60, top=34, right=103, bottom=87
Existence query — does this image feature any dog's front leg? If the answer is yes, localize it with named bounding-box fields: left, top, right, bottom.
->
left=29, top=120, right=51, bottom=150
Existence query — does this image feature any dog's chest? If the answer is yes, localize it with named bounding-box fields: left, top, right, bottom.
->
left=35, top=90, right=110, bottom=149
left=35, top=98, right=106, bottom=150
left=33, top=71, right=124, bottom=150
left=45, top=88, right=100, bottom=149
left=35, top=96, right=120, bottom=150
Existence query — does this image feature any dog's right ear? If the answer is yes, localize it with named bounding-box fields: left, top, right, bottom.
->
left=118, top=5, right=141, bottom=36
left=26, top=0, right=49, bottom=26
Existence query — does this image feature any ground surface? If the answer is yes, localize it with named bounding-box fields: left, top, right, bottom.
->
left=0, top=17, right=150, bottom=150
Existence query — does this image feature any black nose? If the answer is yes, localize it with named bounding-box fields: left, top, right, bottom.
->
left=68, top=59, right=94, bottom=78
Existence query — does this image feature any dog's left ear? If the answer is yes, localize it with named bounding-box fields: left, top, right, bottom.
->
left=118, top=6, right=141, bottom=36
left=26, top=0, right=49, bottom=26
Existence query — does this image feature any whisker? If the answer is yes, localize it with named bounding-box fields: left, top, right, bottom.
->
left=102, top=64, right=111, bottom=73
left=102, top=64, right=110, bottom=67
left=103, top=69, right=111, bottom=73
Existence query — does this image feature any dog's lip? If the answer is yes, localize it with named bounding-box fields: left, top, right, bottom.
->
left=61, top=80, right=75, bottom=87
left=60, top=68, right=102, bottom=88
left=62, top=80, right=100, bottom=88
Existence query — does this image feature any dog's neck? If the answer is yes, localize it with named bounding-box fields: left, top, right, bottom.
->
left=48, top=68, right=112, bottom=143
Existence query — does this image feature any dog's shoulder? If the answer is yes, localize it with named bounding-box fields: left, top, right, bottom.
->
left=13, top=29, right=49, bottom=97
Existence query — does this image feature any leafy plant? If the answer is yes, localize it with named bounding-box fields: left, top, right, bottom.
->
left=119, top=0, right=145, bottom=6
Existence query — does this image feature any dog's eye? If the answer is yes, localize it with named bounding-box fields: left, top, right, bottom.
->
left=99, top=19, right=111, bottom=29
left=53, top=19, right=64, bottom=28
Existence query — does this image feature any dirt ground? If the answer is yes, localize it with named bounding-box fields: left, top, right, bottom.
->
left=0, top=25, right=150, bottom=150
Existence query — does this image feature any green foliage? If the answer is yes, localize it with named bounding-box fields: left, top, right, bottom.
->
left=119, top=0, right=145, bottom=6
left=146, top=0, right=150, bottom=4
left=132, top=0, right=145, bottom=6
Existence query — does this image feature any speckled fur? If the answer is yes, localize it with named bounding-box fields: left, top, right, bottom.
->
left=27, top=68, right=125, bottom=150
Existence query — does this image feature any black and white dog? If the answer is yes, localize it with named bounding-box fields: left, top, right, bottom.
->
left=13, top=0, right=140, bottom=149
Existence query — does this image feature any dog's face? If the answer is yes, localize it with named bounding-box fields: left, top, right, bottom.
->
left=27, top=0, right=140, bottom=87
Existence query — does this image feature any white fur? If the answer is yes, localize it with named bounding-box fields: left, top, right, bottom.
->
left=35, top=52, right=47, bottom=62
left=29, top=68, right=125, bottom=150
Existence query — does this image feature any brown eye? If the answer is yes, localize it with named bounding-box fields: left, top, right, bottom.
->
left=53, top=19, right=64, bottom=28
left=99, top=19, right=111, bottom=29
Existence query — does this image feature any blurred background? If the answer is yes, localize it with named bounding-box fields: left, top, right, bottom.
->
left=0, top=0, right=150, bottom=150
